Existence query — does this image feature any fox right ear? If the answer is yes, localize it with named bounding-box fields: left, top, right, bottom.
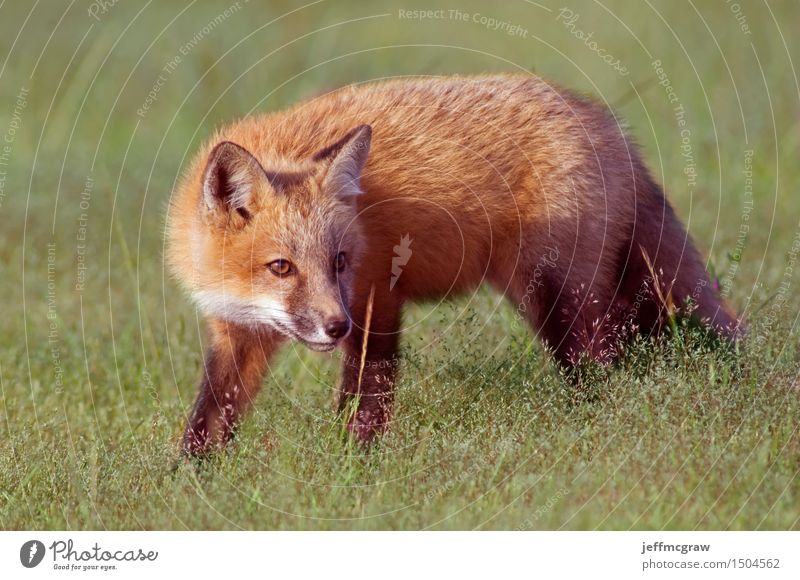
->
left=313, top=124, right=372, bottom=199
left=202, top=141, right=267, bottom=227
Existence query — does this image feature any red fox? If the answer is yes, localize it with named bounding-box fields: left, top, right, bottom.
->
left=167, top=74, right=739, bottom=455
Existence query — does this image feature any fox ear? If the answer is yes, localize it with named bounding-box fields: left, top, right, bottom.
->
left=202, top=141, right=267, bottom=226
left=314, top=124, right=372, bottom=199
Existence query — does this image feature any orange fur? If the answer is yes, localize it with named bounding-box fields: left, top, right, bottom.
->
left=167, top=74, right=739, bottom=453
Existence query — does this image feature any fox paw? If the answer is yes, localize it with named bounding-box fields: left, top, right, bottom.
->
left=346, top=409, right=388, bottom=444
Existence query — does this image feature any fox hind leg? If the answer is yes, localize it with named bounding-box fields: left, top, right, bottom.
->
left=495, top=248, right=622, bottom=367
left=617, top=179, right=743, bottom=340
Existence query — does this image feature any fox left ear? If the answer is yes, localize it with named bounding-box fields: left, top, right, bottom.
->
left=202, top=141, right=268, bottom=228
left=314, top=124, right=372, bottom=199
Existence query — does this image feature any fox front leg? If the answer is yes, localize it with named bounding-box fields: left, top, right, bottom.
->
left=337, top=290, right=401, bottom=443
left=182, top=320, right=282, bottom=456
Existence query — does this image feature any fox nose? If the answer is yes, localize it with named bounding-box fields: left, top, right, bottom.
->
left=324, top=319, right=351, bottom=339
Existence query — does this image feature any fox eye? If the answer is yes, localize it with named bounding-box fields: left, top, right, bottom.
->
left=268, top=259, right=293, bottom=277
left=334, top=252, right=346, bottom=272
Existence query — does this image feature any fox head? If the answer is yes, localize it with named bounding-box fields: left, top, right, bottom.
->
left=172, top=125, right=371, bottom=351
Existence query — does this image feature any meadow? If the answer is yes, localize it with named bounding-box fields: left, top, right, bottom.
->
left=0, top=0, right=798, bottom=529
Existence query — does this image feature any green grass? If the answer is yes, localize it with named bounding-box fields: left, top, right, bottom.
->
left=1, top=0, right=798, bottom=529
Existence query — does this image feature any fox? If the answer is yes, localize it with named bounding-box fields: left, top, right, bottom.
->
left=167, top=74, right=740, bottom=455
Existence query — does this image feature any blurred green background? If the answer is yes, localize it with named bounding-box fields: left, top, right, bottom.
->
left=0, top=0, right=798, bottom=529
